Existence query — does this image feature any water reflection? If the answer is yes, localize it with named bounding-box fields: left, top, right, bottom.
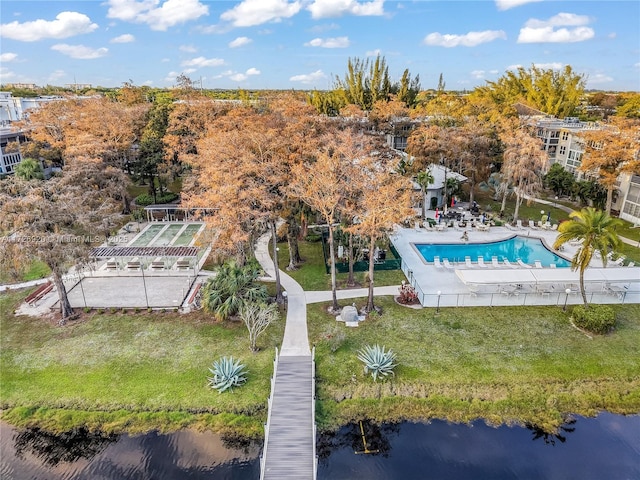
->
left=0, top=422, right=261, bottom=480
left=526, top=417, right=576, bottom=446
left=317, top=413, right=640, bottom=480
left=13, top=427, right=117, bottom=466
left=317, top=421, right=399, bottom=461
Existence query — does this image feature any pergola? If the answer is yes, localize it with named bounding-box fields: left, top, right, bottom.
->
left=143, top=204, right=216, bottom=222
left=90, top=246, right=200, bottom=272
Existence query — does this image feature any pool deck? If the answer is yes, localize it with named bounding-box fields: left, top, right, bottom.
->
left=391, top=224, right=640, bottom=308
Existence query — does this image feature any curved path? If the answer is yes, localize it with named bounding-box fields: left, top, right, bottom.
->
left=254, top=231, right=401, bottom=479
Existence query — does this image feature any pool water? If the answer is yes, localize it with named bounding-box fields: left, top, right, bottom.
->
left=415, top=235, right=571, bottom=267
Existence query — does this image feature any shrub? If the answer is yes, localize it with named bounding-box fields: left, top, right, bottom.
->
left=134, top=192, right=179, bottom=207
left=305, top=234, right=322, bottom=242
left=398, top=283, right=419, bottom=305
left=208, top=356, right=248, bottom=393
left=357, top=344, right=397, bottom=382
left=572, top=304, right=616, bottom=334
left=83, top=307, right=91, bottom=314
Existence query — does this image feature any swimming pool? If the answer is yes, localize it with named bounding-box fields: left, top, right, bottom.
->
left=414, top=235, right=571, bottom=267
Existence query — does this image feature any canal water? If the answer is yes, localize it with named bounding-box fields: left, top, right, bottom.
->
left=1, top=413, right=638, bottom=479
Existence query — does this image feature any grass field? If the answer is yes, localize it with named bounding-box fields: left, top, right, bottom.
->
left=0, top=290, right=283, bottom=437
left=308, top=297, right=640, bottom=432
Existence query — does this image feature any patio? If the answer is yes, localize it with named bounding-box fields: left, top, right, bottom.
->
left=390, top=223, right=640, bottom=308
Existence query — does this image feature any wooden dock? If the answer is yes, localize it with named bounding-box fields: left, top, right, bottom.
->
left=261, top=352, right=316, bottom=479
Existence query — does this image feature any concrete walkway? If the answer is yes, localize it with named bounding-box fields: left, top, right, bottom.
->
left=254, top=232, right=311, bottom=357
left=0, top=278, right=50, bottom=293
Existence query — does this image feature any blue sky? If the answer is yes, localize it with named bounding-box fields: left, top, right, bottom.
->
left=1, top=1, right=639, bottom=91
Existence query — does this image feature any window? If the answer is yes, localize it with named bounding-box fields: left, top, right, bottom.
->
left=559, top=146, right=566, bottom=156
left=561, top=131, right=569, bottom=141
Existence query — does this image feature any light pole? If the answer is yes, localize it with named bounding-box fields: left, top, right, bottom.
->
left=141, top=262, right=150, bottom=308
left=563, top=288, right=571, bottom=311
left=436, top=290, right=442, bottom=314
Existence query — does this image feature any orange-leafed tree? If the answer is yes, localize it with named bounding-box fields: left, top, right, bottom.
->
left=348, top=158, right=414, bottom=313
left=579, top=118, right=640, bottom=214
left=288, top=137, right=359, bottom=312
left=500, top=126, right=548, bottom=222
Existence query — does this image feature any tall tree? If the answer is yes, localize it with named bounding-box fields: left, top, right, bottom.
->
left=415, top=168, right=434, bottom=219
left=473, top=65, right=586, bottom=118
left=348, top=158, right=414, bottom=313
left=288, top=141, right=357, bottom=312
left=454, top=119, right=495, bottom=207
left=501, top=126, right=548, bottom=222
left=553, top=208, right=622, bottom=306
left=0, top=162, right=125, bottom=323
left=579, top=118, right=640, bottom=214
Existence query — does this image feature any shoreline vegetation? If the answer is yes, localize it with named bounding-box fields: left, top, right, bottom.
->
left=2, top=287, right=639, bottom=437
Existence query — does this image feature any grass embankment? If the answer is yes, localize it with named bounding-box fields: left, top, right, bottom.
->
left=0, top=290, right=283, bottom=437
left=309, top=297, right=640, bottom=433
left=275, top=240, right=406, bottom=291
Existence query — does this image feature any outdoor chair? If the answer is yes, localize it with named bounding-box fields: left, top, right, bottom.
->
left=433, top=256, right=443, bottom=269
left=517, top=259, right=533, bottom=268
left=551, top=224, right=558, bottom=230
left=534, top=260, right=543, bottom=269
left=442, top=258, right=455, bottom=270
left=529, top=220, right=539, bottom=230
left=491, top=256, right=500, bottom=268
left=503, top=259, right=518, bottom=269
left=465, top=256, right=474, bottom=268
left=516, top=220, right=525, bottom=230
left=477, top=257, right=488, bottom=268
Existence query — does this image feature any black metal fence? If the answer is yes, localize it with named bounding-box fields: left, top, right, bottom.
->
left=321, top=231, right=402, bottom=274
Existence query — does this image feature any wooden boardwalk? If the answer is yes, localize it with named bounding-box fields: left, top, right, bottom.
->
left=261, top=353, right=316, bottom=479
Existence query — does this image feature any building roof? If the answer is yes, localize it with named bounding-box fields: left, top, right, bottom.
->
left=417, top=163, right=467, bottom=191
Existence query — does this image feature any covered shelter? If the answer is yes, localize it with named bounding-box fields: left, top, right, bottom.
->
left=143, top=204, right=216, bottom=222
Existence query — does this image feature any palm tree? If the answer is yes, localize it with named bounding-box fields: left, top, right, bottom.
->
left=201, top=260, right=268, bottom=321
left=14, top=158, right=44, bottom=180
left=553, top=207, right=623, bottom=306
left=415, top=168, right=434, bottom=219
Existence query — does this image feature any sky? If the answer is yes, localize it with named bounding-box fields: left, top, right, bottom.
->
left=1, top=0, right=639, bottom=92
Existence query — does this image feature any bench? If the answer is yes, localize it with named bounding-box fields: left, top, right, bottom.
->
left=25, top=281, right=54, bottom=306
left=150, top=257, right=165, bottom=270
left=175, top=257, right=191, bottom=270
left=105, top=258, right=118, bottom=270
left=126, top=257, right=141, bottom=270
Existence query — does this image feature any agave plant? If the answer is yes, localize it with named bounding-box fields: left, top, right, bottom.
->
left=357, top=344, right=397, bottom=382
left=208, top=356, right=248, bottom=393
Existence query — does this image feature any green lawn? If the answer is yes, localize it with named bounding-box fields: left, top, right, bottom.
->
left=0, top=290, right=283, bottom=437
left=308, top=297, right=640, bottom=432
left=275, top=240, right=406, bottom=291
left=0, top=259, right=50, bottom=284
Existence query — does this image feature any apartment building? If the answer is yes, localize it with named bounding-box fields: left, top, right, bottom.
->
left=533, top=116, right=639, bottom=225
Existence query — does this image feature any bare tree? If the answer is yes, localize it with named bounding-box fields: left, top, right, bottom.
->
left=239, top=302, right=280, bottom=352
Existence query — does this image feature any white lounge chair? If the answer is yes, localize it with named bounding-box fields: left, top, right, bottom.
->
left=517, top=259, right=533, bottom=268
left=534, top=260, right=543, bottom=269
left=477, top=257, right=488, bottom=268
left=613, top=257, right=626, bottom=266
left=442, top=258, right=455, bottom=270
left=503, top=259, right=518, bottom=269
left=550, top=263, right=557, bottom=268
left=465, top=256, right=474, bottom=268
left=491, top=256, right=501, bottom=268
left=433, top=256, right=443, bottom=269
left=516, top=219, right=525, bottom=230
left=551, top=224, right=558, bottom=230
left=529, top=220, right=539, bottom=230
left=628, top=262, right=635, bottom=267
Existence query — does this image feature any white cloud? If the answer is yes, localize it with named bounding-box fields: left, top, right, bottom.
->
left=180, top=45, right=197, bottom=52
left=229, top=36, right=252, bottom=48
left=161, top=58, right=170, bottom=62
left=636, top=63, right=640, bottom=69
left=506, top=64, right=523, bottom=71
left=51, top=44, right=109, bottom=59
left=307, top=0, right=385, bottom=19
left=111, top=33, right=135, bottom=43
left=230, top=73, right=248, bottom=81
left=181, top=56, right=225, bottom=68
left=533, top=62, right=564, bottom=70
left=0, top=53, right=18, bottom=62
left=495, top=0, right=541, bottom=11
left=365, top=49, right=382, bottom=57
left=0, top=67, right=17, bottom=82
left=246, top=67, right=261, bottom=75
left=0, top=11, right=98, bottom=42
left=106, top=0, right=209, bottom=31
left=309, top=22, right=339, bottom=33
left=305, top=36, right=350, bottom=48
left=289, top=69, right=327, bottom=84
left=471, top=70, right=485, bottom=79
left=588, top=73, right=614, bottom=85
left=423, top=30, right=507, bottom=47
left=518, top=13, right=595, bottom=43
left=183, top=68, right=197, bottom=74
left=220, top=0, right=301, bottom=27
left=48, top=69, right=66, bottom=82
